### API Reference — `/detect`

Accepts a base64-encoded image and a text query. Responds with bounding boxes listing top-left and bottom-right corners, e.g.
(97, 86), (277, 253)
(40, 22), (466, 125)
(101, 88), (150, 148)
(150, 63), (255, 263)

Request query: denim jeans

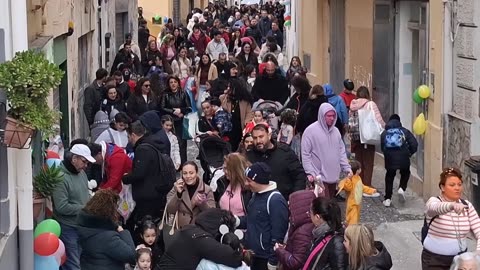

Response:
(60, 223), (81, 270)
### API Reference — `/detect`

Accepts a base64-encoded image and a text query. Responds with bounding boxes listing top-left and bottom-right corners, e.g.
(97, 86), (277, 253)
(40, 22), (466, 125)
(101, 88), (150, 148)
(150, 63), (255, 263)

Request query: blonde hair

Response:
(344, 224), (377, 270)
(224, 153), (251, 191)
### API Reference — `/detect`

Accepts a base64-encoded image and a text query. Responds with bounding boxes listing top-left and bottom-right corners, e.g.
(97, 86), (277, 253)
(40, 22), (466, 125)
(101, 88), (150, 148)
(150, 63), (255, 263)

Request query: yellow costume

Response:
(337, 175), (376, 225)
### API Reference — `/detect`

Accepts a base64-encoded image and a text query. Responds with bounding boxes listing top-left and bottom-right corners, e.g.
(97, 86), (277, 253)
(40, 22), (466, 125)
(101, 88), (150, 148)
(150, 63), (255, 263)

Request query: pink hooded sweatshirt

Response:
(301, 103), (351, 184)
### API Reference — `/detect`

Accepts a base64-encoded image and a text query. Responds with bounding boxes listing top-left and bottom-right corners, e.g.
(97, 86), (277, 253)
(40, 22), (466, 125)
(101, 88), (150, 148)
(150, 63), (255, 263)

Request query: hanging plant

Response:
(0, 50), (64, 139)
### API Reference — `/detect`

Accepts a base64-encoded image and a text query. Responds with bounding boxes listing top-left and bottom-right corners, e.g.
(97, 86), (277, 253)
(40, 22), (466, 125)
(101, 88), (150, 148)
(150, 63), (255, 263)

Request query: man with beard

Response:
(111, 42), (141, 76)
(113, 70), (130, 102)
(246, 18), (262, 46)
(251, 61), (290, 104)
(246, 124), (306, 200)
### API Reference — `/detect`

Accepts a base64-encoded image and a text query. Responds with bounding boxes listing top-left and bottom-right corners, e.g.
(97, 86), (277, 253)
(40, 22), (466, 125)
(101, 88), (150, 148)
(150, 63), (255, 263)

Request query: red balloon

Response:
(60, 254), (67, 265)
(34, 233), (59, 256)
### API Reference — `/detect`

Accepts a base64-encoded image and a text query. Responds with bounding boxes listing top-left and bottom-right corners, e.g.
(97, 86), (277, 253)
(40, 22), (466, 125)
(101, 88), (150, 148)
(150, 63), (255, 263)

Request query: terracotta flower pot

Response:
(3, 117), (34, 149)
(33, 197), (45, 221)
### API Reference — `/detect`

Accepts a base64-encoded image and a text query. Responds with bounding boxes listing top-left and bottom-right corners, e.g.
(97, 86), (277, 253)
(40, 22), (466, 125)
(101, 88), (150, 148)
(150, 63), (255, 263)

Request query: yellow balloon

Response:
(413, 113), (427, 135)
(418, 85), (430, 99)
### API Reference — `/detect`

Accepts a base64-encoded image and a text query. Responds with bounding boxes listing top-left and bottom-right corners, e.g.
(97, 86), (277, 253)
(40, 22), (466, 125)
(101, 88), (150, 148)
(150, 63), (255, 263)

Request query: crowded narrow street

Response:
(1, 1), (480, 270)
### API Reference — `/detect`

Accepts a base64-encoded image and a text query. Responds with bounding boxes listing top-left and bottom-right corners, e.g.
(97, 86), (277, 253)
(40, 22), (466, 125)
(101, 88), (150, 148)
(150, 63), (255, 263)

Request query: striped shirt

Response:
(425, 196), (480, 253)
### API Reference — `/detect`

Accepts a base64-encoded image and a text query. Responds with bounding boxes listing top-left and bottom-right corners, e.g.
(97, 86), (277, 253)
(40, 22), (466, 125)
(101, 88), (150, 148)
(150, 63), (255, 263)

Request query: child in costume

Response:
(337, 160), (379, 225)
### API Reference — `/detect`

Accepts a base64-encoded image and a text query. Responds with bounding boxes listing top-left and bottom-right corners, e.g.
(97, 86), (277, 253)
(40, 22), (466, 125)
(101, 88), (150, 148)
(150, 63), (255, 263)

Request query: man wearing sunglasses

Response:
(51, 144), (96, 270)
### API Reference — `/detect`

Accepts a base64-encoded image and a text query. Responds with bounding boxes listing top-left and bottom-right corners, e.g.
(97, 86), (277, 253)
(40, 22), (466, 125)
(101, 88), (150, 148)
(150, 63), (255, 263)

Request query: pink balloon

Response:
(52, 239), (65, 265)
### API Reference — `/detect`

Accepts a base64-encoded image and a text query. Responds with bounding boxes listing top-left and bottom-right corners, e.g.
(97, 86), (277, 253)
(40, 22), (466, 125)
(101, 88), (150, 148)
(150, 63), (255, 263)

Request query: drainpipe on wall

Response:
(10, 0), (34, 270)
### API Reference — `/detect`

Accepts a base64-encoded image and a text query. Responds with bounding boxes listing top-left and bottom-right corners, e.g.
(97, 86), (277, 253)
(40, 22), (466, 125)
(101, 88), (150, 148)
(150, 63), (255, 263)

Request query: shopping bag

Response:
(117, 184), (135, 221)
(158, 206), (178, 249)
(358, 102), (383, 145)
(182, 113), (198, 140)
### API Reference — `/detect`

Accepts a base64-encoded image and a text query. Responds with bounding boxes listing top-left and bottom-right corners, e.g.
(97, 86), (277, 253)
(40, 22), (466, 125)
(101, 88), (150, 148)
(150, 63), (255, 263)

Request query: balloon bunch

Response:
(279, 0), (292, 27)
(45, 151), (61, 168)
(412, 85), (431, 135)
(34, 219), (66, 270)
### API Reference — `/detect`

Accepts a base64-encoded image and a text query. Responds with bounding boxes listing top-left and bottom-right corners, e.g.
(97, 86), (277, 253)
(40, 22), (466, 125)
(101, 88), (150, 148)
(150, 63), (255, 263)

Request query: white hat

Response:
(70, 144), (96, 163)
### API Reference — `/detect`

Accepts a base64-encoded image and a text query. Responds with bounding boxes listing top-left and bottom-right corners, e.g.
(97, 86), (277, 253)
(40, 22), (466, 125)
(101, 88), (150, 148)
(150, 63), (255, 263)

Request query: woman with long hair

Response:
(236, 42), (258, 72)
(303, 197), (347, 270)
(126, 78), (157, 121)
(101, 85), (126, 116)
(171, 46), (192, 80)
(76, 189), (136, 270)
(160, 34), (177, 64)
(229, 28), (242, 54)
(195, 53), (218, 111)
(215, 153), (252, 216)
(281, 75), (311, 113)
(142, 40), (163, 76)
(159, 76), (193, 164)
(296, 84), (329, 135)
(286, 56), (308, 82)
(173, 27), (185, 49)
(344, 224), (392, 270)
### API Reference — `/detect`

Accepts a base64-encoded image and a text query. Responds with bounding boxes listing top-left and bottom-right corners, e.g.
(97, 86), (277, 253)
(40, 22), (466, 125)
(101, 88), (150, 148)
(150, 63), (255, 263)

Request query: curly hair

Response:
(83, 189), (120, 223)
(280, 108), (297, 126)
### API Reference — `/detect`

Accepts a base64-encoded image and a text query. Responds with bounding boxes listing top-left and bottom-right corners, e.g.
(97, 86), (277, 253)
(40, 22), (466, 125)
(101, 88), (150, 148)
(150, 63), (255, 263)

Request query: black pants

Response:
(251, 257), (268, 270)
(421, 248), (455, 270)
(384, 168), (410, 200)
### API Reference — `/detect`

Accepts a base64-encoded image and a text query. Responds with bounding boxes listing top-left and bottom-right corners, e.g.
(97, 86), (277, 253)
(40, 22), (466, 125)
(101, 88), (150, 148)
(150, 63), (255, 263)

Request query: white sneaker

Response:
(383, 199), (392, 207)
(398, 188), (406, 200)
(363, 192), (380, 198)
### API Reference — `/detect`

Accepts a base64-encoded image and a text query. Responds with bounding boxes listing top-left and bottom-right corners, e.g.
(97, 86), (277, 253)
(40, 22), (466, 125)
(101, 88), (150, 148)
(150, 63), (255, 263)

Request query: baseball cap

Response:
(70, 144), (96, 163)
(343, 79), (354, 91)
(245, 162), (271, 185)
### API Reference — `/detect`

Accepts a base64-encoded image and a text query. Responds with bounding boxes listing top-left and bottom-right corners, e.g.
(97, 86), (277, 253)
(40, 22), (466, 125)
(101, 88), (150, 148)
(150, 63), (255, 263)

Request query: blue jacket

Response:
(324, 84), (348, 125)
(239, 182), (289, 265)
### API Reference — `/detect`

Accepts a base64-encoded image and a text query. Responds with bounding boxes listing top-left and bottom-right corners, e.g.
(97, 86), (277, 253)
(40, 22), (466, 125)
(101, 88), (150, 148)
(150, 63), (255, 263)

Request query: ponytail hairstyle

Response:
(221, 231), (253, 266)
(310, 197), (343, 232)
(344, 224), (376, 270)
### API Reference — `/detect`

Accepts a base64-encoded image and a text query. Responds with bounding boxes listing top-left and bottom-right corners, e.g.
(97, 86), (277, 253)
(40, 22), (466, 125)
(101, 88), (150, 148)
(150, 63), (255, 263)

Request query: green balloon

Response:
(154, 15), (161, 21)
(413, 89), (423, 104)
(34, 219), (61, 238)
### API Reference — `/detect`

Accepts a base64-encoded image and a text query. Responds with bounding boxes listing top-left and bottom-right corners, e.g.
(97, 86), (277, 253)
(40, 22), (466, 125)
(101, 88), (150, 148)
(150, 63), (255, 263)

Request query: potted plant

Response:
(0, 50), (63, 148)
(33, 164), (64, 220)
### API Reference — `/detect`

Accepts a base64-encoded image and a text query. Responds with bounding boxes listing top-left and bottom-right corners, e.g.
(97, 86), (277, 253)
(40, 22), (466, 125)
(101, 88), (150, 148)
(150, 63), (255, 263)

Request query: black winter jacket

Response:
(296, 96), (329, 134)
(214, 176), (252, 214)
(76, 210), (136, 270)
(380, 119), (418, 170)
(246, 141), (307, 199)
(252, 74), (290, 104)
(139, 110), (171, 155)
(83, 81), (106, 126)
(159, 89), (192, 122)
(362, 241), (393, 270)
(111, 49), (141, 75)
(305, 230), (348, 270)
(126, 93), (158, 121)
(101, 98), (126, 116)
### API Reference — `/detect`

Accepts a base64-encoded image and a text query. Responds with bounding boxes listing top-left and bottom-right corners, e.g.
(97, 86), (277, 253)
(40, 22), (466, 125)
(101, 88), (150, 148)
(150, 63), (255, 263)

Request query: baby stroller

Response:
(198, 135), (231, 185)
(252, 100), (283, 139)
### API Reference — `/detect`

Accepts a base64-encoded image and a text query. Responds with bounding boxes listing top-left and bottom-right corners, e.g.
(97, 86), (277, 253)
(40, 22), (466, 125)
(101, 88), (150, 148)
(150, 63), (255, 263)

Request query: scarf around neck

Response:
(312, 222), (331, 240)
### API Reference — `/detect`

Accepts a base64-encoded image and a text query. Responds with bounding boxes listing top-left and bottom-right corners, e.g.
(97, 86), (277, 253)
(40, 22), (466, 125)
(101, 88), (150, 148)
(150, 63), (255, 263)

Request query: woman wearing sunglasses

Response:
(126, 78), (158, 121)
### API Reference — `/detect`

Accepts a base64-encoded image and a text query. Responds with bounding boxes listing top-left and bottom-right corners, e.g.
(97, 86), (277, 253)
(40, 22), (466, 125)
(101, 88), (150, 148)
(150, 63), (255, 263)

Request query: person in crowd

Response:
(246, 17), (262, 46)
(146, 55), (172, 89)
(190, 24), (209, 55)
(160, 18), (174, 39)
(303, 197), (347, 270)
(296, 84), (328, 135)
(237, 162), (289, 270)
(267, 21), (283, 50)
(138, 111), (171, 155)
(247, 124), (306, 199)
(282, 75), (311, 114)
(118, 33), (142, 63)
(349, 86), (385, 187)
(101, 85), (126, 116)
(243, 109), (267, 136)
(184, 66), (198, 114)
(214, 53), (229, 78)
(138, 20), (150, 60)
(161, 115), (181, 171)
(135, 248), (152, 270)
(252, 61), (290, 104)
(259, 9), (272, 42)
(166, 161), (215, 228)
(301, 102), (352, 199)
(218, 24), (231, 47)
(210, 98), (233, 141)
(236, 42), (259, 72)
(258, 52), (279, 76)
(136, 216), (162, 268)
(113, 70), (131, 103)
(52, 144), (96, 270)
(173, 27), (185, 49)
(275, 190), (316, 270)
(286, 56), (308, 82)
(344, 224), (393, 270)
(220, 79), (254, 150)
(337, 160), (378, 225)
(111, 42), (141, 76)
(215, 153), (252, 217)
(278, 108), (296, 145)
(339, 79), (356, 110)
(84, 68), (108, 128)
(95, 112), (130, 148)
(122, 121), (176, 236)
(380, 114), (418, 207)
(206, 30), (229, 61)
(76, 189), (136, 270)
(197, 99), (220, 136)
(324, 83), (348, 137)
(196, 53), (219, 111)
(229, 28), (243, 55)
(159, 34), (177, 64)
(422, 168), (480, 269)
(142, 40), (163, 76)
(126, 78), (157, 121)
(450, 252), (480, 270)
(158, 209), (244, 269)
(171, 46), (192, 80)
(238, 132), (254, 155)
(244, 64), (257, 93)
(159, 76), (193, 164)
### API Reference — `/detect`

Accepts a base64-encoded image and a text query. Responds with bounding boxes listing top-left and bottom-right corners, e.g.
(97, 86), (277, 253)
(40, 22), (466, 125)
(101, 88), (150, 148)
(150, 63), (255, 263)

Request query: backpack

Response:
(421, 197), (468, 244)
(141, 143), (177, 193)
(385, 128), (405, 149)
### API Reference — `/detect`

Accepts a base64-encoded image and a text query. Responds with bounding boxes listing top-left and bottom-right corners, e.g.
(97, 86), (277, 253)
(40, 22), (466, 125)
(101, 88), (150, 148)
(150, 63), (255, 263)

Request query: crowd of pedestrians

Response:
(45, 1), (480, 270)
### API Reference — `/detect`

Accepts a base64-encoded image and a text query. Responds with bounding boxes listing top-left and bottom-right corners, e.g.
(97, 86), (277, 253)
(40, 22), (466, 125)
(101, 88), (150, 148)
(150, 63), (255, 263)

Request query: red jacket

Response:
(100, 144), (133, 193)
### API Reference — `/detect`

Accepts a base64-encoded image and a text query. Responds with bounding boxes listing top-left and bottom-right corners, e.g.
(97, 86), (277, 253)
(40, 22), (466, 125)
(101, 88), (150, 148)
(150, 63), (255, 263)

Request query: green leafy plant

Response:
(33, 165), (64, 198)
(0, 50), (64, 138)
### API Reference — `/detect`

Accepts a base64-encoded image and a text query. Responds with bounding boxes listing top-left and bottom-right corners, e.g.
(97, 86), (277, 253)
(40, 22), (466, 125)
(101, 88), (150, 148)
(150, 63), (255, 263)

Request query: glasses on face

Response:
(143, 84), (151, 88)
(78, 157), (88, 165)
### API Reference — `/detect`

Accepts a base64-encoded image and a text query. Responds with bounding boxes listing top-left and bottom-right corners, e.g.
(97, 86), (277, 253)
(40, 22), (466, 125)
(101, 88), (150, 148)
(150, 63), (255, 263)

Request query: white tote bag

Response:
(358, 102), (383, 145)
